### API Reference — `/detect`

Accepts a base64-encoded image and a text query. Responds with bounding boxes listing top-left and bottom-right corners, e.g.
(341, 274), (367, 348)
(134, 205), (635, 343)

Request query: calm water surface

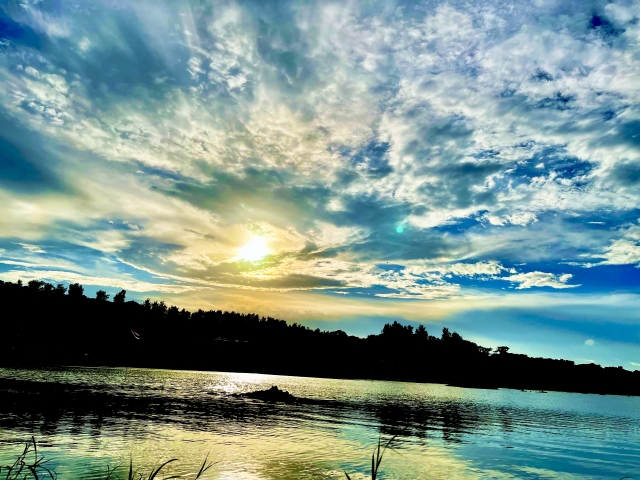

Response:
(0, 367), (639, 479)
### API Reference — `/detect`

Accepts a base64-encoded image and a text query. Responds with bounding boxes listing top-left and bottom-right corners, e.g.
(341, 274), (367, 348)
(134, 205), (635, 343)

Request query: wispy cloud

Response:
(503, 272), (579, 290)
(17, 243), (46, 254)
(580, 222), (640, 267)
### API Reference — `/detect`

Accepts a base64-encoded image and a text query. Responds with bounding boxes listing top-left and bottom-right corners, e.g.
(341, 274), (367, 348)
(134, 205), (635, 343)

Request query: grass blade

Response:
(195, 453), (215, 479)
(147, 458), (178, 480)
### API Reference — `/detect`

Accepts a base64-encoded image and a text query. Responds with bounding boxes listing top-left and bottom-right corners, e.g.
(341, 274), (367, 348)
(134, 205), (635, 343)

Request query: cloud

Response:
(591, 239), (640, 266)
(406, 261), (507, 278)
(585, 339), (595, 346)
(17, 243), (46, 254)
(484, 212), (538, 227)
(581, 222), (640, 267)
(503, 272), (579, 290)
(78, 37), (92, 53)
(23, 9), (70, 38)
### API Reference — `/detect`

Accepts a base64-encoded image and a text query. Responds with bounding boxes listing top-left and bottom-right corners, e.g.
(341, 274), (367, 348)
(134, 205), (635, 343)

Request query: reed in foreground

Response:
(0, 437), (215, 480)
(344, 436), (397, 480)
(0, 436), (56, 480)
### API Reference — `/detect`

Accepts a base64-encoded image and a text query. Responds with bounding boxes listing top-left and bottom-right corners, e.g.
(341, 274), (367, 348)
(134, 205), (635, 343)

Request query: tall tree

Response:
(442, 327), (452, 340)
(96, 290), (110, 302)
(68, 283), (84, 298)
(114, 290), (126, 305)
(28, 280), (44, 291)
(415, 325), (429, 341)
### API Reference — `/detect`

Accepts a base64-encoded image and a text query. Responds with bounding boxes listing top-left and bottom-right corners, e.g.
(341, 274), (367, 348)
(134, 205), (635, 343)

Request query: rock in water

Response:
(239, 386), (297, 403)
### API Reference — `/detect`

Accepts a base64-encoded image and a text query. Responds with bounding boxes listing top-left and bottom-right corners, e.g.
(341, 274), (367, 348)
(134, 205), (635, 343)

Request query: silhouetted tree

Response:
(478, 346), (492, 355)
(113, 290), (126, 305)
(68, 283), (84, 298)
(28, 280), (44, 292)
(442, 327), (452, 340)
(382, 321), (414, 340)
(2, 277), (640, 397)
(96, 290), (110, 302)
(415, 325), (428, 341)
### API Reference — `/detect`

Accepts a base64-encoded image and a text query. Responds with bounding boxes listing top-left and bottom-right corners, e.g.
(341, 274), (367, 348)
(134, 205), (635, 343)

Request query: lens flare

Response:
(238, 237), (270, 262)
(396, 226), (404, 233)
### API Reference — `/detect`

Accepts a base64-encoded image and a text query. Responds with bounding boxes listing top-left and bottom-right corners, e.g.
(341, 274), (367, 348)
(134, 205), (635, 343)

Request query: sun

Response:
(237, 237), (270, 262)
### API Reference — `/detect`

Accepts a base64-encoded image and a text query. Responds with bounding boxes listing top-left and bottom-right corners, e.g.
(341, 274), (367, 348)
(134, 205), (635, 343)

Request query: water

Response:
(0, 367), (639, 479)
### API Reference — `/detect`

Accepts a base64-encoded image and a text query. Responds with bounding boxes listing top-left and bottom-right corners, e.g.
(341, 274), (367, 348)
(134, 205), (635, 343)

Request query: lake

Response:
(0, 366), (639, 479)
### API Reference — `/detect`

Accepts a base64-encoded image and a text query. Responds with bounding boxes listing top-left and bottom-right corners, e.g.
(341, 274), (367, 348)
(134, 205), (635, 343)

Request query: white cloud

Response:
(24, 67), (39, 77)
(585, 339), (595, 346)
(505, 212), (538, 227)
(591, 239), (640, 266)
(504, 272), (579, 290)
(187, 57), (204, 79)
(24, 9), (70, 38)
(17, 243), (46, 254)
(407, 261), (506, 278)
(123, 222), (141, 231)
(581, 223), (640, 267)
(78, 37), (92, 53)
(483, 212), (538, 227)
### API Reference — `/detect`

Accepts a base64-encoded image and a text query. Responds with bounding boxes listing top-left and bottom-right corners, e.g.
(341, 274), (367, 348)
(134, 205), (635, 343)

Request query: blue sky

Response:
(0, 0), (639, 367)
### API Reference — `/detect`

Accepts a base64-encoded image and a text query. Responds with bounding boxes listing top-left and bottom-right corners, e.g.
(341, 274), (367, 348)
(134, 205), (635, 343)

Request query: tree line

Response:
(1, 279), (639, 396)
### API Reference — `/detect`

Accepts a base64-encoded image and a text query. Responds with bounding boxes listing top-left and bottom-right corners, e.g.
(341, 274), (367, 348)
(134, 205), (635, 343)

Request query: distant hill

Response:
(2, 279), (639, 396)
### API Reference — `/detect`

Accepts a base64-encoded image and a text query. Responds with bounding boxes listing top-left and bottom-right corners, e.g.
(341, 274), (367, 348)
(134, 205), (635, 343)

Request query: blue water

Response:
(0, 366), (639, 479)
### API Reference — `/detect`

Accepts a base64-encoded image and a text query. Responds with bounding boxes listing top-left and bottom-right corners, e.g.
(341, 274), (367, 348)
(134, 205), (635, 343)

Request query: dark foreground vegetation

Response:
(2, 436), (388, 480)
(1, 436), (214, 480)
(1, 279), (639, 396)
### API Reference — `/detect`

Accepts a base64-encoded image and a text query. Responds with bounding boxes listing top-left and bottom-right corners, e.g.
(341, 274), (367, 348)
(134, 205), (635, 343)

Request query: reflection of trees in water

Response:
(1, 379), (637, 448)
(363, 400), (489, 443)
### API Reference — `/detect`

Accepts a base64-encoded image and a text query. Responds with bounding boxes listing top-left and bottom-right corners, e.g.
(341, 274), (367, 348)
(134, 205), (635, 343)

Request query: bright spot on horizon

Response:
(397, 226), (404, 233)
(238, 237), (270, 262)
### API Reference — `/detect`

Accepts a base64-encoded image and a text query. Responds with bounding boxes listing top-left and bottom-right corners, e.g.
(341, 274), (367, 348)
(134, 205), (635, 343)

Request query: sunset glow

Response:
(237, 237), (270, 263)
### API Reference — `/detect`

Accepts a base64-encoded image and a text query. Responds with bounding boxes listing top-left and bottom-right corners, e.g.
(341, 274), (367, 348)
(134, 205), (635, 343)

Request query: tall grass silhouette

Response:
(0, 437), (55, 480)
(344, 436), (397, 480)
(1, 438), (215, 480)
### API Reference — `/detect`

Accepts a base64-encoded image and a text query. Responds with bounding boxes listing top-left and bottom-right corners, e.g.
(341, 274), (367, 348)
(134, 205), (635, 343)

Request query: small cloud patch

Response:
(17, 243), (46, 254)
(78, 37), (91, 52)
(504, 272), (579, 290)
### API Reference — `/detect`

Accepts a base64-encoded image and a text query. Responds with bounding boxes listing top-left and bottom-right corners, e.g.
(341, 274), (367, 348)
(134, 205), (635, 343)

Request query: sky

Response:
(0, 0), (639, 367)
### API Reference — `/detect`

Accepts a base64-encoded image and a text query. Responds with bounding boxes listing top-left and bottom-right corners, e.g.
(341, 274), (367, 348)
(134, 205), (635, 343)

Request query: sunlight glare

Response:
(238, 237), (270, 262)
